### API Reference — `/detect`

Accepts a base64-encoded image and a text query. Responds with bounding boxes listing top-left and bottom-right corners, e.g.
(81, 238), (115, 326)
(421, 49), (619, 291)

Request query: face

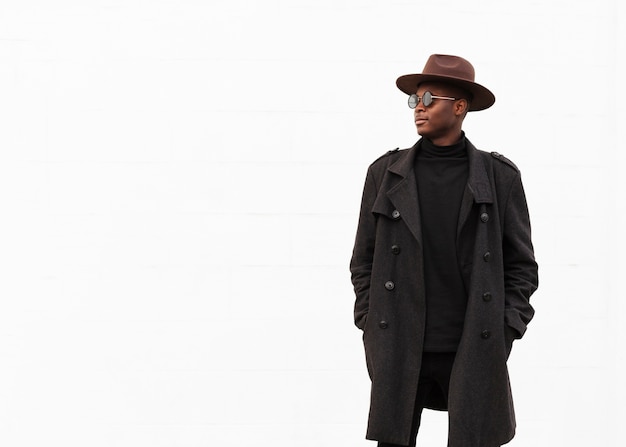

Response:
(412, 82), (469, 146)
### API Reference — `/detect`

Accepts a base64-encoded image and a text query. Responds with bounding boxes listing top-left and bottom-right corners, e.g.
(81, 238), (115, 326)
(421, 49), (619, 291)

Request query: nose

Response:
(414, 95), (426, 112)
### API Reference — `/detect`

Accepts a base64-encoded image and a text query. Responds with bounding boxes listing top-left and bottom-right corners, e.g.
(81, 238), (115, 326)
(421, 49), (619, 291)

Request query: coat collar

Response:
(384, 137), (493, 242)
(388, 138), (492, 201)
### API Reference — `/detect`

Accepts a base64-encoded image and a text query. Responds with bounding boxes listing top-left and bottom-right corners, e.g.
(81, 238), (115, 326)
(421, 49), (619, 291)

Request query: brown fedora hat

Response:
(396, 54), (495, 111)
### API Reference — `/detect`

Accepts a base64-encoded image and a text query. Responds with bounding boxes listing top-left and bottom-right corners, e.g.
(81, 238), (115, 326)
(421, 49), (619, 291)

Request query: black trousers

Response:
(378, 352), (456, 447)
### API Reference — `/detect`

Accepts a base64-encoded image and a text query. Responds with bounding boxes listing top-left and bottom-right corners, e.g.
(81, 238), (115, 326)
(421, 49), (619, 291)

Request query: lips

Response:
(415, 117), (428, 125)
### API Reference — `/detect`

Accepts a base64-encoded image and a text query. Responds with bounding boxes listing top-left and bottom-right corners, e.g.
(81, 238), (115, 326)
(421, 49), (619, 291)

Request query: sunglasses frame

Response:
(408, 92), (457, 108)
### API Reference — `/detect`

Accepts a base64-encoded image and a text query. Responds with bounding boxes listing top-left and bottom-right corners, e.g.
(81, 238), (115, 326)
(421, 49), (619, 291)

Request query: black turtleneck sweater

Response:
(415, 136), (469, 352)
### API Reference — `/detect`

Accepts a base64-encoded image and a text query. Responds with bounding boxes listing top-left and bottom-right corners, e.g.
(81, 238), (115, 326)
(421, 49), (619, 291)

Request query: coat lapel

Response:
(457, 139), (493, 237)
(386, 144), (422, 245)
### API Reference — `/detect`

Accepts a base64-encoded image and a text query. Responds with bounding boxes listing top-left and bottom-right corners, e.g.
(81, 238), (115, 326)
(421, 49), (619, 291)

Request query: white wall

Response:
(0, 0), (623, 445)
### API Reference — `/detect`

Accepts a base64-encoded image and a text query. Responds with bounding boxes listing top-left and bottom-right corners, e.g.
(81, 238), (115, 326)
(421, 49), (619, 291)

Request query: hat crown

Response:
(422, 54), (475, 83)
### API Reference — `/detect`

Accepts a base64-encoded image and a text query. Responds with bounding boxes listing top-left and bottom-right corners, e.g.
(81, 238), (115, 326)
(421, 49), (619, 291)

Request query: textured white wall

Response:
(0, 0), (624, 446)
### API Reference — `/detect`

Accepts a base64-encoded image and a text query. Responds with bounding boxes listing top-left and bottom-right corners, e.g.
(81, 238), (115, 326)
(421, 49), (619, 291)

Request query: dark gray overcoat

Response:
(350, 138), (538, 447)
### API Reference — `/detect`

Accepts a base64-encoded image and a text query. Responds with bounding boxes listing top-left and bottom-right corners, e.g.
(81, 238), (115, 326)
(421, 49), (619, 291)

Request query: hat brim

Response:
(396, 74), (495, 111)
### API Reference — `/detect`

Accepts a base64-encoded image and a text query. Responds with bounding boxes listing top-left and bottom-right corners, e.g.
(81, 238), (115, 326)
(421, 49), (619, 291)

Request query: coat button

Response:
(481, 330), (491, 339)
(379, 321), (388, 329)
(482, 292), (492, 302)
(480, 212), (489, 223)
(391, 210), (401, 220)
(483, 251), (491, 262)
(384, 281), (395, 291)
(391, 244), (401, 255)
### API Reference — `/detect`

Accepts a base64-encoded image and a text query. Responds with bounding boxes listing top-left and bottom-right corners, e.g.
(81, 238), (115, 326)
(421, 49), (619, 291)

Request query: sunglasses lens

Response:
(423, 91), (432, 107)
(408, 94), (418, 109)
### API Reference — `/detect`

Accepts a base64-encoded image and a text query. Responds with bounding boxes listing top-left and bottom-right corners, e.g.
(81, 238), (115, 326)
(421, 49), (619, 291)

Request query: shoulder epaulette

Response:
(372, 147), (400, 164)
(490, 151), (519, 171)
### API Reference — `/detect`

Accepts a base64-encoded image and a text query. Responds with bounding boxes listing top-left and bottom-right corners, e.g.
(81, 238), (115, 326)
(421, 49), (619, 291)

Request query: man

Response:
(349, 54), (538, 447)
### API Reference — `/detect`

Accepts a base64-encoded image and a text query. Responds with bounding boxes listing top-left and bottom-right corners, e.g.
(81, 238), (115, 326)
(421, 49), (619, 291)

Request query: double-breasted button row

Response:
(379, 321), (388, 329)
(391, 210), (401, 220)
(482, 292), (492, 302)
(480, 212), (489, 223)
(483, 251), (491, 262)
(391, 244), (401, 255)
(384, 281), (395, 291)
(481, 330), (491, 339)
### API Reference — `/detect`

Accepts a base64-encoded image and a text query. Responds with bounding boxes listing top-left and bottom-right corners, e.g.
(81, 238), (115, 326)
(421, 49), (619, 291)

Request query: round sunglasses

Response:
(408, 92), (457, 108)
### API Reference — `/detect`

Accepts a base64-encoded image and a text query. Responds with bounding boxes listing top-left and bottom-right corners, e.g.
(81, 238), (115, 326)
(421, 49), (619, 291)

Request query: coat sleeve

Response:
(350, 165), (379, 330)
(502, 171), (539, 339)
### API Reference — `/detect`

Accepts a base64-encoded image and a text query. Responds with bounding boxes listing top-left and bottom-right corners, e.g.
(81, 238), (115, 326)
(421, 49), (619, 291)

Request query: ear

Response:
(454, 99), (469, 116)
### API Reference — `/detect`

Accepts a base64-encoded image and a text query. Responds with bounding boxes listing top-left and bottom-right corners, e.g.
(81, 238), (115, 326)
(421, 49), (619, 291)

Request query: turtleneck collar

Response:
(419, 132), (467, 159)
